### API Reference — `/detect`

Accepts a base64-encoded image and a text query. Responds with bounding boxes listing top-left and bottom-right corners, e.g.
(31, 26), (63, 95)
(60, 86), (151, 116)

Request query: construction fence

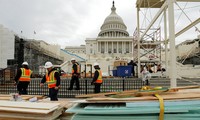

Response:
(0, 77), (145, 98)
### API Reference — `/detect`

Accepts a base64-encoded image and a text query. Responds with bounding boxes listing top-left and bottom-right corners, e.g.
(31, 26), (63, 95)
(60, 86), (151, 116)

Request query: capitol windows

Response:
(90, 49), (93, 54)
(113, 42), (117, 53)
(108, 48), (112, 53)
(126, 48), (129, 53)
(119, 48), (122, 53)
(114, 48), (117, 53)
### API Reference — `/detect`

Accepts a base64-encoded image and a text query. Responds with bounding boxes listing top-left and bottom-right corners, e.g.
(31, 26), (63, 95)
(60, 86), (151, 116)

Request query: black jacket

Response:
(72, 62), (80, 75)
(14, 66), (31, 82)
(92, 68), (101, 83)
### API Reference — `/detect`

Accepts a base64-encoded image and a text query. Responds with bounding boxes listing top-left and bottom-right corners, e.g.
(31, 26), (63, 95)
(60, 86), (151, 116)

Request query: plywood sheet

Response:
(0, 101), (60, 113)
(0, 105), (64, 120)
(0, 94), (44, 100)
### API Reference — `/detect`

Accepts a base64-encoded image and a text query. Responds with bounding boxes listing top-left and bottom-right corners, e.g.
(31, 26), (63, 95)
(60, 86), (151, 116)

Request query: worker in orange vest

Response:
(91, 62), (103, 93)
(40, 61), (60, 101)
(68, 58), (80, 90)
(14, 62), (32, 95)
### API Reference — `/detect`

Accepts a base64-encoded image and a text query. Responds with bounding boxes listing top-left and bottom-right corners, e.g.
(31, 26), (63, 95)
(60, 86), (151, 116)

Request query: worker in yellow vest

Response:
(14, 62), (32, 95)
(91, 62), (103, 93)
(68, 58), (80, 90)
(40, 61), (60, 101)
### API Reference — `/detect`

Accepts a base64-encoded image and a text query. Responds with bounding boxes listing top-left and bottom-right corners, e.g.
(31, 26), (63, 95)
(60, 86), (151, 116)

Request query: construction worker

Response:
(68, 58), (80, 90)
(91, 62), (103, 93)
(128, 60), (137, 77)
(40, 61), (60, 101)
(14, 62), (32, 95)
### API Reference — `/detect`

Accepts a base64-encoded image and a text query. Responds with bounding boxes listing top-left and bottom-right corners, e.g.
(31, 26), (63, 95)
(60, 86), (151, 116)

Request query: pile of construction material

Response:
(0, 94), (71, 120)
(67, 86), (200, 120)
(0, 100), (62, 119)
(0, 94), (44, 101)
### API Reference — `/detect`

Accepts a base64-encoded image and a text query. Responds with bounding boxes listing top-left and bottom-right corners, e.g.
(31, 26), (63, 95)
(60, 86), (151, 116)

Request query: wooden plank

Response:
(172, 85), (200, 90)
(0, 105), (64, 120)
(42, 99), (71, 109)
(77, 86), (199, 98)
(134, 88), (179, 97)
(111, 89), (170, 98)
(21, 95), (45, 100)
(75, 90), (138, 98)
(0, 94), (45, 100)
(0, 107), (53, 114)
(90, 88), (178, 98)
(0, 101), (60, 110)
(75, 92), (123, 98)
(86, 90), (200, 103)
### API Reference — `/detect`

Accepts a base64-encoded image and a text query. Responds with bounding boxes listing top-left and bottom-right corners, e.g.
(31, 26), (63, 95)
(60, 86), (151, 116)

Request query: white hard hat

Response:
(71, 58), (75, 61)
(22, 62), (28, 65)
(94, 62), (99, 66)
(44, 61), (53, 68)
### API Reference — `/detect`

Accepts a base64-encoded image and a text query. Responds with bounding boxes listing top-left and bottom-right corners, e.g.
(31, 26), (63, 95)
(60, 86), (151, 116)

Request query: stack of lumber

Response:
(76, 86), (200, 101)
(0, 94), (45, 101)
(66, 86), (200, 120)
(68, 100), (200, 120)
(0, 100), (64, 120)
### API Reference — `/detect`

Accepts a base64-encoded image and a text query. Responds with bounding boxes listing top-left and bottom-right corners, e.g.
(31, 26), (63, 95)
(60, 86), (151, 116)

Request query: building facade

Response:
(0, 25), (15, 68)
(0, 24), (64, 74)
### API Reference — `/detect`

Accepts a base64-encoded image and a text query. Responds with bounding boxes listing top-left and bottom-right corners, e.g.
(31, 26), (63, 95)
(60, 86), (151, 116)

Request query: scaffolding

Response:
(133, 27), (162, 62)
(24, 40), (63, 74)
(135, 0), (200, 87)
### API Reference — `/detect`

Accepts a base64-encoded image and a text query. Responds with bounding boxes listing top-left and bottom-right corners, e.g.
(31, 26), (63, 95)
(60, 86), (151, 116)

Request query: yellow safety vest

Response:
(95, 70), (103, 83)
(19, 68), (32, 81)
(46, 70), (57, 88)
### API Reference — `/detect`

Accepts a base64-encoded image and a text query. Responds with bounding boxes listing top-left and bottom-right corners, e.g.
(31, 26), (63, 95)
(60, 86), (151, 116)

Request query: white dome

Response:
(104, 13), (124, 24)
(98, 1), (129, 37)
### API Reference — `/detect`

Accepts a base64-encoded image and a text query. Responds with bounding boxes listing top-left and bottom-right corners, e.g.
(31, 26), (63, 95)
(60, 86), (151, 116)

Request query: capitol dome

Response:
(98, 1), (129, 37)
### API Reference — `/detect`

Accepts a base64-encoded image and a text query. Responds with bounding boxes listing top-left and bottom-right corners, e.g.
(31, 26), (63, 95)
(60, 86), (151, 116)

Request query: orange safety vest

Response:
(72, 63), (80, 74)
(46, 70), (57, 88)
(19, 68), (32, 81)
(95, 70), (103, 83)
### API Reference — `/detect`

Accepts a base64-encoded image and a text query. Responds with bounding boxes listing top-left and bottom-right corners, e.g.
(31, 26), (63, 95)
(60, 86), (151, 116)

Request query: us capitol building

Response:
(64, 1), (134, 73)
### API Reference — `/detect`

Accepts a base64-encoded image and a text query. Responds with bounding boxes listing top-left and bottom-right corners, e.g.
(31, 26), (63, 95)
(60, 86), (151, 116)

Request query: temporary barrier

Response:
(117, 65), (132, 77)
(112, 70), (117, 77)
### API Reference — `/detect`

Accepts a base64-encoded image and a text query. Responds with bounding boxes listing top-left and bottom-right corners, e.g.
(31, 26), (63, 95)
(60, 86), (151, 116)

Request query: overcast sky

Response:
(0, 0), (199, 48)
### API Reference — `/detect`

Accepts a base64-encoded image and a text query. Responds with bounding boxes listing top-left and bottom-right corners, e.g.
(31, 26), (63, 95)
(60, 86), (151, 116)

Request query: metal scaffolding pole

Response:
(164, 6), (169, 78)
(137, 7), (141, 78)
(168, 0), (177, 88)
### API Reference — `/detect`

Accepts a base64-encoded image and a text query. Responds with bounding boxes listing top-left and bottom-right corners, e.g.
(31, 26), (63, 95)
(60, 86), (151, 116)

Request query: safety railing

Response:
(0, 78), (145, 98)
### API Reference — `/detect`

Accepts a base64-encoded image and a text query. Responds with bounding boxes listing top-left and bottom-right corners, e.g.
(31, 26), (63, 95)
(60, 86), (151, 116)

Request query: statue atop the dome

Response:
(111, 0), (116, 12)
